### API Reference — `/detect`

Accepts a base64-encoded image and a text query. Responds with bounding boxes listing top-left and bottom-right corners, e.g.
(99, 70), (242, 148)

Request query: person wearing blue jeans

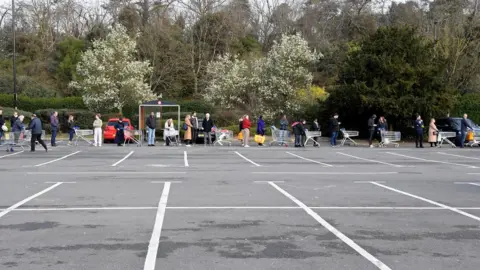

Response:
(460, 113), (473, 148)
(328, 113), (340, 146)
(50, 111), (59, 147)
(145, 112), (156, 146)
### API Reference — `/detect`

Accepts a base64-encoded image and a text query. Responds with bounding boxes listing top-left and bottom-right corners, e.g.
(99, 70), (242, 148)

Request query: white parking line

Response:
(0, 150), (24, 159)
(337, 152), (403, 167)
(0, 182), (63, 219)
(144, 182), (171, 270)
(34, 151), (81, 167)
(234, 151), (261, 167)
(468, 183), (480, 187)
(252, 172), (398, 175)
(437, 152), (480, 160)
(184, 151), (189, 167)
(268, 182), (392, 270)
(370, 182), (480, 222)
(5, 206), (480, 211)
(286, 152), (333, 167)
(26, 171), (186, 175)
(112, 151), (134, 167)
(386, 152), (478, 169)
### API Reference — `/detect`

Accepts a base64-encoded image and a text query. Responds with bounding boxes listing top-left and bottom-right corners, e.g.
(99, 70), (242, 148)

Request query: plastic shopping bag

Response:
(254, 134), (265, 144)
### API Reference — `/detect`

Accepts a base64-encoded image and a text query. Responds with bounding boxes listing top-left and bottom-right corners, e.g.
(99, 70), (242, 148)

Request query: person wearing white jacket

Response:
(93, 114), (103, 147)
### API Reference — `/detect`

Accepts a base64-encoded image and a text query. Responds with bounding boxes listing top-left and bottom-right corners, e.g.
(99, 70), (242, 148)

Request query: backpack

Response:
(183, 123), (188, 130)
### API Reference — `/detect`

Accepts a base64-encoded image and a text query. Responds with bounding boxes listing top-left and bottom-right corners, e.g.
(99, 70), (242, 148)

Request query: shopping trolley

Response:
(340, 129), (359, 146)
(124, 129), (143, 147)
(74, 129), (93, 146)
(378, 131), (401, 148)
(304, 131), (321, 146)
(214, 128), (234, 146)
(270, 126), (290, 146)
(3, 131), (26, 152)
(164, 128), (179, 146)
(438, 131), (457, 148)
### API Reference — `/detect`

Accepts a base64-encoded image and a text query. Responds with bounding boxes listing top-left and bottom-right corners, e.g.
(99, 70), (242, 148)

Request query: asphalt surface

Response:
(0, 141), (480, 270)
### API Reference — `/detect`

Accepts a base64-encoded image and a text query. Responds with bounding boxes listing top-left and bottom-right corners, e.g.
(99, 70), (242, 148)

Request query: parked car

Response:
(435, 117), (480, 146)
(195, 118), (216, 144)
(103, 118), (134, 143)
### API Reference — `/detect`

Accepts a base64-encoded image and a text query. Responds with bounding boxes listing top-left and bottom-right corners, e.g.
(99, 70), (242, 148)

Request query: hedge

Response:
(0, 94), (86, 112)
(35, 109), (96, 133)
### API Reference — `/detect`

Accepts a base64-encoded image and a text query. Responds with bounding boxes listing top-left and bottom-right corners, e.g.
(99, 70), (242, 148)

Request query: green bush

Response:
(454, 93), (480, 124)
(0, 94), (86, 112)
(35, 109), (96, 133)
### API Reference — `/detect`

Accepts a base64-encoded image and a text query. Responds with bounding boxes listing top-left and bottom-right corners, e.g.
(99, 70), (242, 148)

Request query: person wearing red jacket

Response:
(242, 115), (251, 147)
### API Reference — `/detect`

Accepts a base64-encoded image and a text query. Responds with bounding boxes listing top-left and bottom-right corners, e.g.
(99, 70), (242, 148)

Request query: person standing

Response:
(146, 112), (156, 146)
(114, 117), (125, 146)
(93, 114), (103, 147)
(202, 113), (214, 146)
(164, 118), (175, 146)
(311, 119), (320, 147)
(328, 113), (339, 147)
(242, 115), (251, 147)
(29, 114), (47, 152)
(368, 114), (377, 148)
(292, 120), (306, 147)
(184, 115), (193, 147)
(460, 113), (473, 148)
(50, 111), (59, 147)
(10, 111), (18, 128)
(428, 118), (439, 147)
(256, 115), (265, 146)
(0, 108), (5, 144)
(415, 114), (424, 148)
(191, 112), (199, 144)
(10, 115), (25, 151)
(67, 115), (75, 146)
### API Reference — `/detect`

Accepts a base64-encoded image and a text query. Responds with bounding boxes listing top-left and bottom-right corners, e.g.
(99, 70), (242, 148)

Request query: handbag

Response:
(238, 132), (243, 140)
(1, 124), (7, 132)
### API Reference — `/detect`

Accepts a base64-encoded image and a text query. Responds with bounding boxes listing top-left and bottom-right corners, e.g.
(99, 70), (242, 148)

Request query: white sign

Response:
(156, 112), (161, 118)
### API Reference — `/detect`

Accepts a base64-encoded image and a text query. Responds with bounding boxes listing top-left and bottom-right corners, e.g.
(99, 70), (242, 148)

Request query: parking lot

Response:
(0, 144), (480, 270)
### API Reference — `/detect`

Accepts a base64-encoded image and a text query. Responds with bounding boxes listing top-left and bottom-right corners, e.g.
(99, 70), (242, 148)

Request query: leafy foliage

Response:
(70, 25), (155, 114)
(328, 26), (457, 129)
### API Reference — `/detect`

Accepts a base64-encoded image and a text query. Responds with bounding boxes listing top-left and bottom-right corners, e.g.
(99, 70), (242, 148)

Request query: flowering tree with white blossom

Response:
(204, 33), (319, 119)
(69, 25), (155, 114)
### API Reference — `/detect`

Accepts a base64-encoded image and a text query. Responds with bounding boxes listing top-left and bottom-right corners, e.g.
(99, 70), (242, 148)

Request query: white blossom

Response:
(69, 25), (155, 113)
(204, 33), (318, 119)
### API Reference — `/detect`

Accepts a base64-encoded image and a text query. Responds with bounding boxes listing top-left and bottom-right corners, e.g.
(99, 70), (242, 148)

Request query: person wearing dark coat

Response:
(10, 111), (18, 128)
(328, 113), (340, 147)
(202, 113), (214, 145)
(414, 114), (424, 148)
(146, 112), (156, 146)
(368, 114), (377, 148)
(114, 118), (126, 146)
(292, 120), (306, 147)
(311, 119), (320, 147)
(256, 115), (266, 146)
(29, 114), (47, 152)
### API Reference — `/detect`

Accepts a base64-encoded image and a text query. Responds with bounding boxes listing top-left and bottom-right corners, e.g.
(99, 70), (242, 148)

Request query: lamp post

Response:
(12, 0), (17, 109)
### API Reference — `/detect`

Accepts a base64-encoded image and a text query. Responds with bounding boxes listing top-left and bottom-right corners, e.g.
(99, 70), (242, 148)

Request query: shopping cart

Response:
(378, 131), (401, 148)
(467, 130), (480, 147)
(74, 129), (93, 146)
(164, 128), (179, 146)
(3, 131), (26, 152)
(437, 131), (457, 148)
(214, 128), (234, 146)
(124, 129), (143, 147)
(304, 131), (321, 146)
(270, 126), (290, 146)
(340, 129), (359, 146)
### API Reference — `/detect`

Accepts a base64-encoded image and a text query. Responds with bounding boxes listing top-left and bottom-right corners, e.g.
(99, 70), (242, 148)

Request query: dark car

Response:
(195, 118), (216, 144)
(435, 117), (480, 146)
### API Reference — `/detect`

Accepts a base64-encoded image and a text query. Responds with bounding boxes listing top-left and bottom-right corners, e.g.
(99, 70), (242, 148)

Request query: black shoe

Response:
(30, 150), (35, 152)
(45, 148), (48, 152)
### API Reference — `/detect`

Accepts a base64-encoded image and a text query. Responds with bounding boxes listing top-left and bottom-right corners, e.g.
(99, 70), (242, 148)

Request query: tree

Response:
(53, 37), (86, 95)
(204, 33), (318, 119)
(69, 25), (155, 114)
(327, 26), (457, 129)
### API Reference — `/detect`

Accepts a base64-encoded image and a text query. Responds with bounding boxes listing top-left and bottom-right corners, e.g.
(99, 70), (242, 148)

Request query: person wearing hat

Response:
(368, 114), (377, 148)
(29, 113), (48, 152)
